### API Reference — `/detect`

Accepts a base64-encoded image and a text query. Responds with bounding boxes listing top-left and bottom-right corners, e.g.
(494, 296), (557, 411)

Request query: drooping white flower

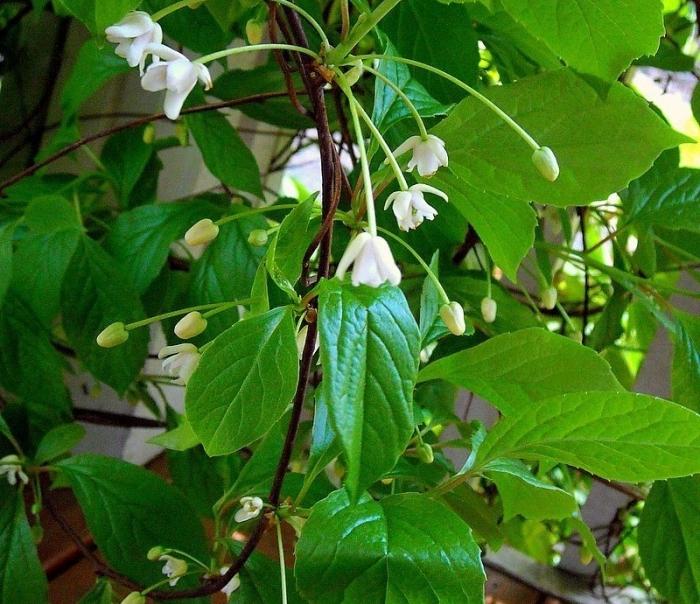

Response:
(384, 184), (448, 231)
(0, 455), (28, 486)
(336, 232), (401, 287)
(220, 567), (241, 597)
(234, 496), (264, 523)
(105, 11), (163, 73)
(141, 44), (212, 120)
(158, 344), (201, 385)
(159, 555), (188, 586)
(481, 297), (497, 323)
(392, 135), (448, 177)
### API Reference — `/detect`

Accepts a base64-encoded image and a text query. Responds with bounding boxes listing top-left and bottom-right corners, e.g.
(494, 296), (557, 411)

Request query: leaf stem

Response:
(215, 203), (304, 226)
(152, 0), (208, 22)
(196, 44), (320, 65)
(125, 299), (252, 330)
(275, 517), (289, 604)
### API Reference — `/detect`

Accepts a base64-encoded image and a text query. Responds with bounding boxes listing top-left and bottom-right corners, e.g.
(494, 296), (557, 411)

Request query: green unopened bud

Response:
(540, 286), (558, 310)
(142, 123), (156, 144)
(246, 19), (265, 44)
(174, 311), (208, 339)
(96, 322), (129, 348)
(175, 121), (189, 146)
(31, 523), (44, 544)
(147, 545), (167, 561)
(417, 443), (434, 464)
(121, 593), (146, 604)
(185, 218), (219, 246)
(532, 146), (560, 182)
(439, 301), (466, 336)
(187, 0), (206, 9)
(247, 229), (268, 247)
(344, 60), (364, 87)
(480, 297), (497, 324)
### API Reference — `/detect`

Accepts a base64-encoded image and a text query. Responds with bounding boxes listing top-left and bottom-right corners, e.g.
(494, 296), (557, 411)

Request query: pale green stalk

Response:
(215, 204), (308, 226)
(196, 44), (319, 65)
(152, 0), (207, 22)
(276, 518), (289, 604)
(125, 300), (251, 330)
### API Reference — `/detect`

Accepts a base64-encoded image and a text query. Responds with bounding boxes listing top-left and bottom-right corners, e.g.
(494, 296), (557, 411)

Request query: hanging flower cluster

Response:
(106, 12), (212, 119)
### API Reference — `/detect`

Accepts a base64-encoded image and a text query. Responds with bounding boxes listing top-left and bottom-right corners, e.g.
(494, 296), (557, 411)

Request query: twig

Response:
(73, 407), (166, 429)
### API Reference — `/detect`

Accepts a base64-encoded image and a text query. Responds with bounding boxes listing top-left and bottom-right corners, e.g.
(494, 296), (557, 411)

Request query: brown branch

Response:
(73, 407), (166, 429)
(0, 91), (306, 195)
(452, 226), (480, 265)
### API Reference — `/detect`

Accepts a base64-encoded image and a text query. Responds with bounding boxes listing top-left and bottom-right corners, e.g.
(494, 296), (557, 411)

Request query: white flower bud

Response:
(235, 496), (264, 523)
(419, 341), (437, 364)
(247, 229), (268, 247)
(532, 146), (560, 182)
(174, 311), (208, 339)
(439, 302), (466, 336)
(481, 297), (497, 323)
(220, 567), (241, 596)
(120, 592), (146, 604)
(344, 59), (364, 87)
(96, 322), (129, 348)
(159, 555), (188, 586)
(540, 286), (558, 310)
(185, 218), (219, 246)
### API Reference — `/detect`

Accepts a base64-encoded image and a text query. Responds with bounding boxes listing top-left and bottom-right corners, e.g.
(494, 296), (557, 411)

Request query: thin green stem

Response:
(275, 518), (289, 604)
(336, 73), (378, 235)
(125, 300), (248, 330)
(272, 0), (330, 47)
(152, 0), (206, 22)
(362, 64), (428, 139)
(377, 226), (450, 304)
(215, 204), (307, 226)
(201, 299), (252, 319)
(196, 44), (320, 65)
(346, 55), (541, 151)
(162, 549), (210, 572)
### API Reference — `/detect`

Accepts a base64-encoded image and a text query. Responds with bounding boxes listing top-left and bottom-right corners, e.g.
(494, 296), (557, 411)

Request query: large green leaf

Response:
(33, 423), (85, 464)
(484, 459), (577, 521)
(0, 484), (47, 604)
(185, 99), (262, 197)
(638, 476), (700, 604)
(94, 0), (142, 33)
(57, 454), (208, 588)
(474, 391), (700, 482)
(495, 0), (664, 80)
(318, 281), (420, 500)
(418, 328), (622, 414)
(622, 150), (700, 232)
(186, 307), (299, 456)
(295, 490), (485, 603)
(61, 237), (148, 394)
(0, 222), (15, 308)
(671, 312), (700, 413)
(432, 68), (687, 207)
(381, 0), (480, 102)
(106, 201), (214, 293)
(100, 127), (153, 208)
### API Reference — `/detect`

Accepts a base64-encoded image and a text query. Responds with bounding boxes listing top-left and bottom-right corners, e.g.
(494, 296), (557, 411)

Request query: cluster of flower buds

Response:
(106, 12), (212, 119)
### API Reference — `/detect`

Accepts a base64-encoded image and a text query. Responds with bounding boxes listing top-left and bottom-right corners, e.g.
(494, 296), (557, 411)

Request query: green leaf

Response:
(429, 173), (536, 280)
(671, 312), (700, 412)
(94, 0), (141, 34)
(418, 328), (622, 414)
(189, 210), (268, 338)
(186, 307), (299, 456)
(185, 104), (263, 197)
(77, 579), (112, 604)
(318, 280), (420, 500)
(24, 195), (80, 234)
(419, 251), (453, 344)
(0, 483), (48, 604)
(474, 391), (700, 482)
(106, 201), (214, 293)
(496, 0), (664, 80)
(148, 419), (200, 451)
(484, 459), (577, 521)
(441, 484), (503, 547)
(295, 490), (485, 603)
(100, 127), (153, 208)
(0, 222), (15, 308)
(622, 150), (700, 231)
(34, 423), (85, 464)
(381, 0), (480, 102)
(57, 454), (208, 587)
(61, 237), (148, 394)
(639, 476), (700, 604)
(266, 197), (317, 296)
(59, 40), (130, 116)
(372, 34), (449, 134)
(432, 68), (688, 207)
(305, 393), (342, 492)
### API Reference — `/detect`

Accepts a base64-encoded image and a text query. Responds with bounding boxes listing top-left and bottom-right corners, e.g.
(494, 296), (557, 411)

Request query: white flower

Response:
(235, 496), (264, 523)
(0, 455), (28, 486)
(159, 555), (188, 586)
(158, 344), (201, 385)
(105, 11), (162, 73)
(220, 567), (241, 597)
(392, 135), (448, 177)
(141, 44), (212, 120)
(481, 297), (497, 323)
(336, 232), (401, 287)
(384, 184), (447, 231)
(439, 301), (466, 336)
(540, 286), (558, 310)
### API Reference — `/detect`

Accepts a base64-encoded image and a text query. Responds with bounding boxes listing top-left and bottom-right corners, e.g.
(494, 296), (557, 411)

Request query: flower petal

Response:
(163, 87), (192, 120)
(336, 232), (371, 280)
(411, 183), (449, 202)
(141, 63), (168, 92)
(105, 11), (153, 38)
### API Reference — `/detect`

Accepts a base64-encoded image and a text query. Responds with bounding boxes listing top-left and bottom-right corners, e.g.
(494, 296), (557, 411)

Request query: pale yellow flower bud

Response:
(185, 218), (219, 246)
(174, 311), (207, 339)
(96, 322), (129, 348)
(540, 286), (558, 310)
(532, 146), (560, 182)
(142, 123), (156, 144)
(439, 302), (466, 336)
(246, 19), (265, 44)
(417, 443), (434, 464)
(571, 331), (583, 344)
(247, 229), (268, 247)
(481, 297), (497, 323)
(147, 545), (167, 561)
(121, 593), (146, 604)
